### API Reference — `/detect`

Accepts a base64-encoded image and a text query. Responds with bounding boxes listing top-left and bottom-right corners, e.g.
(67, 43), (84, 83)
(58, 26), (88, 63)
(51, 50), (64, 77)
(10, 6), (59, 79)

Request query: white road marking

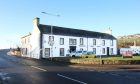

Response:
(88, 70), (95, 71)
(109, 73), (120, 76)
(57, 74), (88, 84)
(31, 66), (47, 71)
(2, 77), (11, 80)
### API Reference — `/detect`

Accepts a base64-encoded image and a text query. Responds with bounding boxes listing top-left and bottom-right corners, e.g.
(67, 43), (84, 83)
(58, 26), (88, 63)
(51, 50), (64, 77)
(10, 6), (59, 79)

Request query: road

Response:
(0, 50), (140, 84)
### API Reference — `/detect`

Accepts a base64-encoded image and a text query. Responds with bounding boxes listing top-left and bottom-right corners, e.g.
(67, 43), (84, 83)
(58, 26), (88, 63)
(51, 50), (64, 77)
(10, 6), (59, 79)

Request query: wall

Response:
(21, 35), (31, 57)
(42, 34), (117, 58)
(29, 18), (41, 59)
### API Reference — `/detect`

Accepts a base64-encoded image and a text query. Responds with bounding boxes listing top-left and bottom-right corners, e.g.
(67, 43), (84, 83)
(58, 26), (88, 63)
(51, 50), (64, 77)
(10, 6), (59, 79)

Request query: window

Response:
(73, 39), (76, 45)
(69, 39), (72, 45)
(110, 40), (113, 46)
(49, 36), (54, 41)
(93, 48), (96, 54)
(102, 40), (105, 46)
(45, 48), (50, 57)
(60, 48), (64, 56)
(111, 48), (113, 54)
(25, 48), (27, 55)
(28, 37), (30, 43)
(22, 39), (24, 45)
(69, 39), (77, 45)
(80, 48), (83, 51)
(93, 39), (96, 45)
(25, 38), (26, 44)
(80, 38), (84, 45)
(102, 48), (105, 54)
(60, 38), (64, 45)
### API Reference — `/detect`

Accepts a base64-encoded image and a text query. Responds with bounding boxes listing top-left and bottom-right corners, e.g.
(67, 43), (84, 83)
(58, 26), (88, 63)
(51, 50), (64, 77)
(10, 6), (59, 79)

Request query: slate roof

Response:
(21, 33), (31, 38)
(38, 24), (116, 40)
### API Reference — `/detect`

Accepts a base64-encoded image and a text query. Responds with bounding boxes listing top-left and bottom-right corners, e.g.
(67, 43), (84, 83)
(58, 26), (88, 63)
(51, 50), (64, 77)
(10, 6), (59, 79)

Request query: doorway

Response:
(107, 47), (109, 56)
(69, 46), (76, 53)
(44, 48), (50, 58)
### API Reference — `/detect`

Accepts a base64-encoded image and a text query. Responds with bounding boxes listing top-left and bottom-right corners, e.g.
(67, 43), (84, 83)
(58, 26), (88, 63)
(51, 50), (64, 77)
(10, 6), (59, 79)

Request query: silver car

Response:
(70, 51), (87, 57)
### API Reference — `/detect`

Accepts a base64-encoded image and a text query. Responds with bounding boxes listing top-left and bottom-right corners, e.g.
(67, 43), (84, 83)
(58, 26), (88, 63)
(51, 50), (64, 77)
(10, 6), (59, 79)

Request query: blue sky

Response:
(0, 0), (140, 49)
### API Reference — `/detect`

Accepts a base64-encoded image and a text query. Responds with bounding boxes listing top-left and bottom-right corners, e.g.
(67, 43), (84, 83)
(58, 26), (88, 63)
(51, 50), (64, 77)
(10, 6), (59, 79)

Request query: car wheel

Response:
(86, 56), (88, 58)
(72, 55), (75, 57)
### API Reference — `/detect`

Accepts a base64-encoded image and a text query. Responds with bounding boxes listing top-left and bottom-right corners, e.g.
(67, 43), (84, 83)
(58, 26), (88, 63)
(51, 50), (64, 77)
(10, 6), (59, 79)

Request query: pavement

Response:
(0, 50), (140, 84)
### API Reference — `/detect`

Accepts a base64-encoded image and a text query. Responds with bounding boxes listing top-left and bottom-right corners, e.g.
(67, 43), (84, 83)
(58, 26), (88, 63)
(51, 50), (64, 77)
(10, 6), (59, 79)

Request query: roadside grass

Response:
(102, 56), (140, 60)
(55, 56), (140, 61)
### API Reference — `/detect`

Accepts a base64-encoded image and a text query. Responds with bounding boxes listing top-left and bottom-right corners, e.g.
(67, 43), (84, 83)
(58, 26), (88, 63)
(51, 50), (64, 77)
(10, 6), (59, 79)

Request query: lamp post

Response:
(98, 37), (102, 65)
(41, 12), (60, 60)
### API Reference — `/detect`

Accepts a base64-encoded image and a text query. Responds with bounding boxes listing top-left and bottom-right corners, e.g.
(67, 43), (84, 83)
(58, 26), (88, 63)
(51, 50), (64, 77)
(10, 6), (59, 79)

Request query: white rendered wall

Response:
(29, 19), (41, 59)
(42, 34), (117, 58)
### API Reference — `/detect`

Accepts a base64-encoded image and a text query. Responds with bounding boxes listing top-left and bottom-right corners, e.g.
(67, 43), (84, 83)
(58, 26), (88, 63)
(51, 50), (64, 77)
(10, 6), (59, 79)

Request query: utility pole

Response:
(41, 12), (60, 60)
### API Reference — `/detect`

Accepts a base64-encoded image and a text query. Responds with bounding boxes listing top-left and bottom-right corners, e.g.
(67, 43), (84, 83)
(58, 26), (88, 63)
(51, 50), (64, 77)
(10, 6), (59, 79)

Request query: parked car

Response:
(81, 51), (96, 58)
(68, 51), (87, 57)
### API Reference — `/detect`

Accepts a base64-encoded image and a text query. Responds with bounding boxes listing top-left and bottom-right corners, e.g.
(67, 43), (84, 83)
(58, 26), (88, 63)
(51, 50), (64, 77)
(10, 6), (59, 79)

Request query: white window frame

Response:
(80, 48), (83, 51)
(93, 39), (96, 45)
(102, 48), (105, 54)
(102, 40), (105, 46)
(60, 48), (65, 56)
(45, 48), (50, 57)
(49, 36), (54, 41)
(69, 38), (77, 45)
(110, 40), (113, 46)
(93, 48), (96, 54)
(60, 38), (64, 45)
(111, 48), (113, 55)
(80, 38), (84, 45)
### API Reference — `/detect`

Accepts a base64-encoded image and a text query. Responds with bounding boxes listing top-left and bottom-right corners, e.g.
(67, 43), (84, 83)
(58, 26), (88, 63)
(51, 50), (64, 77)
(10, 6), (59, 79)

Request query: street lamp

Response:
(98, 37), (102, 65)
(41, 12), (60, 60)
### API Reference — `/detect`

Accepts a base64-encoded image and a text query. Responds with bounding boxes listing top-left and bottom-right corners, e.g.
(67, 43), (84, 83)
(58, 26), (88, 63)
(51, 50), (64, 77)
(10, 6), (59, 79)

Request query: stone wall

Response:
(52, 58), (140, 65)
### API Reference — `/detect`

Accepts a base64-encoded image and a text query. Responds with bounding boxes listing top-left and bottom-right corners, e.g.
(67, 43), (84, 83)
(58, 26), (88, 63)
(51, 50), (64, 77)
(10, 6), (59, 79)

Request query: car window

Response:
(83, 51), (87, 53)
(78, 51), (82, 53)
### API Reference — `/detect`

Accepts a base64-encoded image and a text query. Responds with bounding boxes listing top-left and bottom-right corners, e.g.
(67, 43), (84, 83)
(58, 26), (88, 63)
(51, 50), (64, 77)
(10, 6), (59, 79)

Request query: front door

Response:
(45, 48), (50, 58)
(60, 48), (64, 56)
(107, 47), (109, 56)
(69, 46), (76, 53)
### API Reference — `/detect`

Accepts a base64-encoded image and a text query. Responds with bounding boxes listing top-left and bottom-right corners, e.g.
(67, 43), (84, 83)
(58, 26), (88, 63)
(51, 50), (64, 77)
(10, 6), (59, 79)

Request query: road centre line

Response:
(57, 74), (87, 84)
(31, 66), (47, 71)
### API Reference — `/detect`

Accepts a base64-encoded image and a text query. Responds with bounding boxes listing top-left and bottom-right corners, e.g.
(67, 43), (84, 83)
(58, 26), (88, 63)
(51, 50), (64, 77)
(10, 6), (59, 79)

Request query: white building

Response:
(21, 17), (117, 59)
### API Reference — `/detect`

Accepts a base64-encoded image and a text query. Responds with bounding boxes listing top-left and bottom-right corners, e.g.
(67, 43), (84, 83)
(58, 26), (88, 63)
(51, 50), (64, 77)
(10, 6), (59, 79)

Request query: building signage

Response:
(122, 51), (133, 58)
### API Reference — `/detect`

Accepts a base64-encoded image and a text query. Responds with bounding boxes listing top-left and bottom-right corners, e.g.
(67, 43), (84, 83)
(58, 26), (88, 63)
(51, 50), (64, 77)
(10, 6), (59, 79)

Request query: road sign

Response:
(122, 51), (133, 58)
(48, 41), (54, 46)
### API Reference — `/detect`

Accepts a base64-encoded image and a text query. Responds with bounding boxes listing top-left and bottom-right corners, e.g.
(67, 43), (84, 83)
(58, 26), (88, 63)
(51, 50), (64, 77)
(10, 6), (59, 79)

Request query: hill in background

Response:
(117, 34), (140, 48)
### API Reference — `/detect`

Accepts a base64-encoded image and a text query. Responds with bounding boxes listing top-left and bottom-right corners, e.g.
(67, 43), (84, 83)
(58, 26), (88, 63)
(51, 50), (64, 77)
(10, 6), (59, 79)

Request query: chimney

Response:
(104, 27), (112, 35)
(33, 17), (40, 26)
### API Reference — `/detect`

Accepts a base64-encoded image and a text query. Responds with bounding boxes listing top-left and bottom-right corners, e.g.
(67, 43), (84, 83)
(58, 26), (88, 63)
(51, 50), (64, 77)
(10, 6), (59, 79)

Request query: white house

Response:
(21, 17), (117, 59)
(21, 33), (31, 57)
